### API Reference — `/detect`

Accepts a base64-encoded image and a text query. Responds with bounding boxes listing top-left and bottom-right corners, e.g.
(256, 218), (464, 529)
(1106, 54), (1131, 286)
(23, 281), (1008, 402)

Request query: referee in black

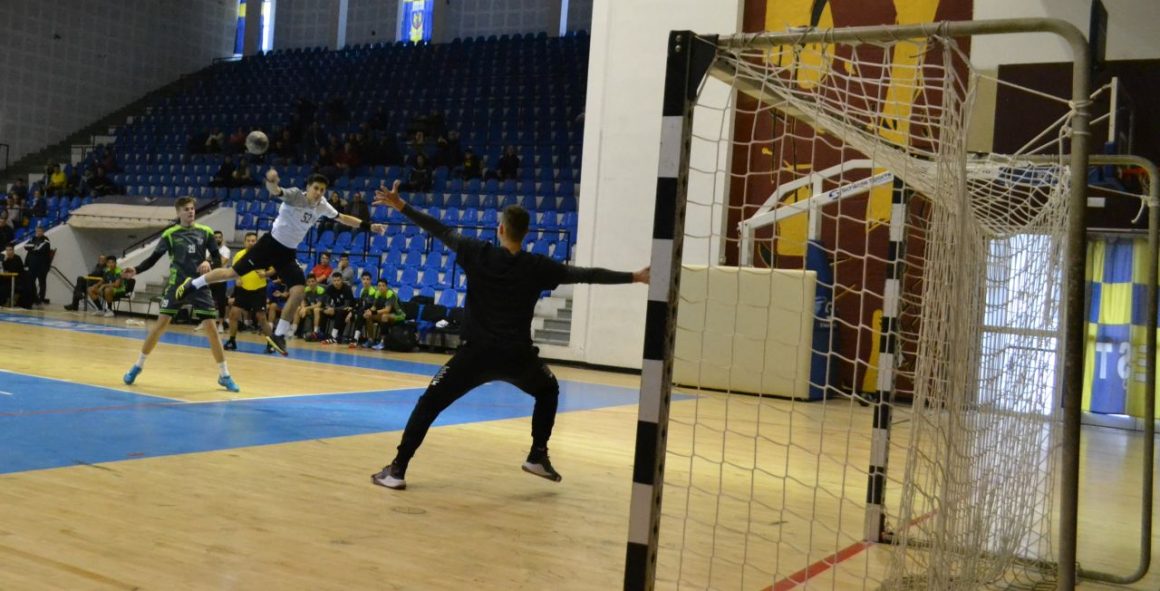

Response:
(370, 181), (648, 491)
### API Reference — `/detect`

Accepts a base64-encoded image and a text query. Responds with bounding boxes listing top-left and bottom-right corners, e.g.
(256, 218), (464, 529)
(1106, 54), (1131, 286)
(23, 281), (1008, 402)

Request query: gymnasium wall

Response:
(346, 0), (401, 46)
(969, 0), (1160, 153)
(273, 0), (340, 50)
(440, 0), (557, 41)
(0, 0), (236, 164)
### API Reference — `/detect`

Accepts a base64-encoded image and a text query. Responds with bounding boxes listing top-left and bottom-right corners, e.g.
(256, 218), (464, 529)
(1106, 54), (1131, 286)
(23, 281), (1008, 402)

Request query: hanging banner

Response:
(1083, 238), (1160, 419)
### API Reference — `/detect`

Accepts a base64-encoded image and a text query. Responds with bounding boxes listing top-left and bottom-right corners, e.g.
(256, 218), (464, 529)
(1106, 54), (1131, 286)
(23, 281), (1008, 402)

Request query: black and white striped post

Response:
(865, 178), (908, 542)
(624, 30), (715, 591)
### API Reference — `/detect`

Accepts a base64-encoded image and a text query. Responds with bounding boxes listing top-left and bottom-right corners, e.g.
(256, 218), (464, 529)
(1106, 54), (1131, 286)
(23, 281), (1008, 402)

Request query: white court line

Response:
(0, 367), (186, 403)
(0, 391), (12, 396)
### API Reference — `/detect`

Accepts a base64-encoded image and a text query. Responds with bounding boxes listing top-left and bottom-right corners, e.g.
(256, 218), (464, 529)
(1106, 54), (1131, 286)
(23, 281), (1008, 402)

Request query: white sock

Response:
(331, 328), (339, 339)
(290, 323), (298, 334)
(136, 353), (147, 368)
(275, 319), (291, 336)
(353, 330), (361, 341)
(218, 361), (229, 377)
(192, 276), (208, 289)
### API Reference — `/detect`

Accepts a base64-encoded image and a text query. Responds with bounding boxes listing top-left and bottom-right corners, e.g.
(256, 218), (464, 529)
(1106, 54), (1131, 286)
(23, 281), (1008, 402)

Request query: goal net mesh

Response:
(659, 31), (1072, 590)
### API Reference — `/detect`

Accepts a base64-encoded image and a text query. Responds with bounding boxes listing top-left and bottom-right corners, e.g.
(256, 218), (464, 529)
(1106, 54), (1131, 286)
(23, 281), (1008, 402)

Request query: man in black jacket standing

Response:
(22, 225), (52, 306)
(370, 181), (648, 491)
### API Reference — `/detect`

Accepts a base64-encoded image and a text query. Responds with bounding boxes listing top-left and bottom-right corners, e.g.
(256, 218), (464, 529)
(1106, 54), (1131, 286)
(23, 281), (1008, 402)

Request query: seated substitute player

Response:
(266, 272), (288, 328)
(121, 196), (239, 392)
(320, 273), (356, 344)
(348, 271), (378, 348)
(295, 274), (327, 340)
(369, 181), (648, 491)
(224, 231), (274, 352)
(87, 254), (124, 317)
(177, 170), (385, 356)
(369, 277), (406, 350)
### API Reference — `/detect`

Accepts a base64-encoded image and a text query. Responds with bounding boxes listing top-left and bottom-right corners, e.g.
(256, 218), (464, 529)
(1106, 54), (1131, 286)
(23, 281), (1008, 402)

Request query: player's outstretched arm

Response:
(334, 213), (386, 235)
(264, 168), (284, 198)
(374, 180), (463, 248)
(561, 265), (650, 285)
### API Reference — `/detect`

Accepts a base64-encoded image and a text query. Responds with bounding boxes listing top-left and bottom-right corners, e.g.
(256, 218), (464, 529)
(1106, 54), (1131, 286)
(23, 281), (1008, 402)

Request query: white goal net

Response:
(629, 25), (1089, 591)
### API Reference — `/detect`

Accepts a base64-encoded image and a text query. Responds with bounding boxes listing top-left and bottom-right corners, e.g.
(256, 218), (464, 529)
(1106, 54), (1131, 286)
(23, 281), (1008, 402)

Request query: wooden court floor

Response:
(0, 308), (1156, 590)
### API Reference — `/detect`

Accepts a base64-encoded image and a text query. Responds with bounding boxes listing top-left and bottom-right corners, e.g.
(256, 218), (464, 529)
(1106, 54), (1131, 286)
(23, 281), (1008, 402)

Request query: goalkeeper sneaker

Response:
(521, 447), (562, 482)
(123, 365), (142, 385)
(175, 277), (194, 300)
(371, 462), (407, 490)
(218, 375), (240, 393)
(266, 334), (288, 356)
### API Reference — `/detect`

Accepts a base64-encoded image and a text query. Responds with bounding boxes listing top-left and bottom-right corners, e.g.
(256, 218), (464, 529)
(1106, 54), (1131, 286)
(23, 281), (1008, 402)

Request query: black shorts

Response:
(232, 286), (267, 313)
(159, 277), (217, 319)
(232, 233), (306, 288)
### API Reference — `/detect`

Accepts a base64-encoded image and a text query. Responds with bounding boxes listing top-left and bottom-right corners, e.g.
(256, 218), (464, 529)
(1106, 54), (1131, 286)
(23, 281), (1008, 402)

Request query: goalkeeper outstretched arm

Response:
(373, 180), (463, 249)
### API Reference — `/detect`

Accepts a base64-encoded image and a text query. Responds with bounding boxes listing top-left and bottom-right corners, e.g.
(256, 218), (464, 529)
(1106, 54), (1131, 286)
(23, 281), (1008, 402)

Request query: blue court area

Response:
(0, 313), (644, 475)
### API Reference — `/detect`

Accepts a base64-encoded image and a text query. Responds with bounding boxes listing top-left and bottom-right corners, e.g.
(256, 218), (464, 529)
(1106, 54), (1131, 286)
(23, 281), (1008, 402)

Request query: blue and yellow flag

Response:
(1083, 237), (1160, 418)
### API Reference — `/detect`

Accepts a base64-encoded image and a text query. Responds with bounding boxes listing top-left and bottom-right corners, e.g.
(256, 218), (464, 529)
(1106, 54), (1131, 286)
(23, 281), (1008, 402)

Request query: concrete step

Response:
(543, 318), (571, 331)
(533, 332), (571, 346)
(557, 307), (571, 320)
(533, 327), (571, 343)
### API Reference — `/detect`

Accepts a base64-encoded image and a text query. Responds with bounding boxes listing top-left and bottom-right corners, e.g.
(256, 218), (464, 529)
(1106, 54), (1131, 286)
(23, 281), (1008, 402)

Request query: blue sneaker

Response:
(123, 365), (142, 385)
(218, 375), (240, 393)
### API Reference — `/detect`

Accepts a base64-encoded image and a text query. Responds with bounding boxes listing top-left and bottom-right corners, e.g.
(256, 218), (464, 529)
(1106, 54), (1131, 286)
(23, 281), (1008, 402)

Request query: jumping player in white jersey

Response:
(178, 170), (385, 355)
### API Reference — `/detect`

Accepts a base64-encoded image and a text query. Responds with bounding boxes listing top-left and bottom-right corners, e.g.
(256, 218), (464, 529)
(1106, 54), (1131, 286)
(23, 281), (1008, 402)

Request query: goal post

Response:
(626, 19), (1091, 591)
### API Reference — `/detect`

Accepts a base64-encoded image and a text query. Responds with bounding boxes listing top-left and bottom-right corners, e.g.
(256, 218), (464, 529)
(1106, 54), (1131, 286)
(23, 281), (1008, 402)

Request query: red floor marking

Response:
(763, 510), (937, 591)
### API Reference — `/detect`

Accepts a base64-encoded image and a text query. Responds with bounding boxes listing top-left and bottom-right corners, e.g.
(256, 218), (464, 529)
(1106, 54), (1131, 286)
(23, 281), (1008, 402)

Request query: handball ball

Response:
(245, 130), (269, 155)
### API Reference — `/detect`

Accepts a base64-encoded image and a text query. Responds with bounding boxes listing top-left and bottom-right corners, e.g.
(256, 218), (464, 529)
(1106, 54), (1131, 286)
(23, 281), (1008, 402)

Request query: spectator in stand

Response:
(30, 191), (47, 219)
(232, 165), (260, 187)
(319, 191), (346, 232)
(311, 252), (334, 284)
(0, 209), (14, 248)
(335, 141), (361, 178)
(9, 178), (28, 203)
(210, 157), (237, 187)
(47, 165), (69, 196)
(403, 154), (433, 192)
(100, 148), (119, 173)
(315, 146), (340, 183)
(1, 243), (33, 308)
(227, 127), (247, 155)
(22, 224), (52, 306)
(349, 191), (370, 223)
(295, 274), (327, 340)
(65, 254), (107, 311)
(334, 253), (355, 284)
(274, 129), (298, 165)
(435, 129), (463, 169)
(320, 272), (356, 344)
(368, 106), (388, 131)
(88, 166), (118, 196)
(205, 128), (225, 153)
(406, 131), (431, 167)
(458, 149), (482, 181)
(498, 145), (520, 181)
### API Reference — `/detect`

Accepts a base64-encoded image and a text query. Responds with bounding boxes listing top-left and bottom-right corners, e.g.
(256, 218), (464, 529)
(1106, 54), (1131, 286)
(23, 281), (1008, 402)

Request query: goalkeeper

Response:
(369, 181), (649, 491)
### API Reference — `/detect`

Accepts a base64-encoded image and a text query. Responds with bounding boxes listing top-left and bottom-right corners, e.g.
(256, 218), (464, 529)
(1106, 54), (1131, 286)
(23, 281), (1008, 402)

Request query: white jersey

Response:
(270, 187), (339, 248)
(218, 244), (231, 267)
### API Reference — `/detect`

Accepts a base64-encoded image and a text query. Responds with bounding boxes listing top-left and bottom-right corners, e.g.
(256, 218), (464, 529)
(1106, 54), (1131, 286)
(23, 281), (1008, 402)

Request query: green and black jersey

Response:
(134, 223), (220, 285)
